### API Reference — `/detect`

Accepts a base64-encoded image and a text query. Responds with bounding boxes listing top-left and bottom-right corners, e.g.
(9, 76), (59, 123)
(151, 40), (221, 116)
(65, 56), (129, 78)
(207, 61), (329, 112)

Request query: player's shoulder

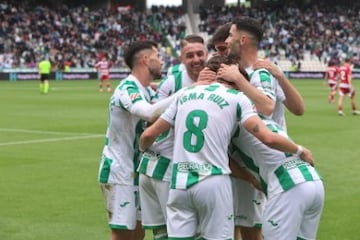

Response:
(118, 76), (139, 90)
(252, 68), (271, 77)
(250, 68), (275, 85)
(114, 78), (145, 103)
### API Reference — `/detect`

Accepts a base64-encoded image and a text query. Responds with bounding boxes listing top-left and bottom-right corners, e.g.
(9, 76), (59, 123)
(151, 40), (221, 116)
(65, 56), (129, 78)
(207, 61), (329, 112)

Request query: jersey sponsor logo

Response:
(282, 158), (308, 170)
(177, 162), (212, 173)
(130, 93), (141, 102)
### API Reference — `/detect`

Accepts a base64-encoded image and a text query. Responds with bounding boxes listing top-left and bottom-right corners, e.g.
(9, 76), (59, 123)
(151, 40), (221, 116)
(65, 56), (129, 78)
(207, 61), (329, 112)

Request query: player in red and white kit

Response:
(337, 58), (359, 116)
(324, 61), (339, 104)
(95, 55), (112, 93)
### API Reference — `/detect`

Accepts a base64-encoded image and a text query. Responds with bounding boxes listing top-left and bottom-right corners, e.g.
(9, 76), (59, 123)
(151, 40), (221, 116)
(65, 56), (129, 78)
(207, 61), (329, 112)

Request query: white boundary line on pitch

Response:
(0, 134), (103, 147)
(0, 128), (100, 135)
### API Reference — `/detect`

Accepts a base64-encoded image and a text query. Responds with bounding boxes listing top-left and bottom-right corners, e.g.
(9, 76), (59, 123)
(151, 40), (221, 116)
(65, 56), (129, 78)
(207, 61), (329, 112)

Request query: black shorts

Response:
(40, 74), (50, 81)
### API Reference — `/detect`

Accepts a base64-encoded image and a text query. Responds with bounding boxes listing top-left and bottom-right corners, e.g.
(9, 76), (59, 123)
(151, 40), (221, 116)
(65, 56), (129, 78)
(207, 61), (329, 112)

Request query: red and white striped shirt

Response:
(338, 64), (352, 88)
(95, 60), (111, 76)
(325, 66), (339, 85)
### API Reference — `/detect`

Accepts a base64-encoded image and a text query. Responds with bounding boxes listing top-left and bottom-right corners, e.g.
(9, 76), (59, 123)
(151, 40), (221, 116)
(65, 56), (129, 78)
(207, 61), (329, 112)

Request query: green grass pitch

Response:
(0, 79), (359, 240)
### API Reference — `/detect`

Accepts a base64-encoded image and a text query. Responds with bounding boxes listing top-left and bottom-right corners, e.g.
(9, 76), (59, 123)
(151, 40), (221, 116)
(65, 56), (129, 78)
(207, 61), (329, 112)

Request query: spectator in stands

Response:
(198, 3), (360, 71)
(0, 2), (185, 71)
(1, 1), (359, 73)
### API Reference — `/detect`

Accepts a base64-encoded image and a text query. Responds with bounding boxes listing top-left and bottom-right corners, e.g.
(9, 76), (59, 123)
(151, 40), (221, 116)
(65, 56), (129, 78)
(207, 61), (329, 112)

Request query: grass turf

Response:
(0, 79), (359, 240)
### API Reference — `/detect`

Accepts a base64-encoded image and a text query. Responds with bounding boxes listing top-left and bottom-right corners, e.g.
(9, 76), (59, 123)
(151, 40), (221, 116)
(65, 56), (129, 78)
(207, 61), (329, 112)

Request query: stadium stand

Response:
(0, 1), (359, 72)
(198, 3), (360, 71)
(0, 1), (185, 71)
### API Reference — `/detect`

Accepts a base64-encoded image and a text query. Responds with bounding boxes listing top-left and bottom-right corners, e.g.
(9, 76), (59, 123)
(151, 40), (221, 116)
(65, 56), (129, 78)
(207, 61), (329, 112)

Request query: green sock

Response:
(40, 83), (44, 93)
(44, 82), (49, 94)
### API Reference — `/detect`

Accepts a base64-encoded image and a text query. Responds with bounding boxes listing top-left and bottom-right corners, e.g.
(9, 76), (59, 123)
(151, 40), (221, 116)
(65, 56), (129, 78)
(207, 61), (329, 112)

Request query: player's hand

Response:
(217, 64), (244, 84)
(194, 67), (216, 85)
(253, 59), (282, 79)
(299, 147), (314, 166)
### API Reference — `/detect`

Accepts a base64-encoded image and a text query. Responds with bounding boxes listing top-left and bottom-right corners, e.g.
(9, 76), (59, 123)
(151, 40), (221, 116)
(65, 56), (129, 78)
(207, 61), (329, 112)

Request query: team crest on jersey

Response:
(261, 80), (271, 89)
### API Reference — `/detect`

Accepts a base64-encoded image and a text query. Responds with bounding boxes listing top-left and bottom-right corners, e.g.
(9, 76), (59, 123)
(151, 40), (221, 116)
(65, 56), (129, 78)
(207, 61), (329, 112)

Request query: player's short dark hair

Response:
(233, 17), (263, 44)
(210, 22), (232, 44)
(123, 40), (158, 69)
(205, 55), (250, 81)
(180, 34), (204, 49)
(206, 56), (234, 72)
(328, 60), (336, 66)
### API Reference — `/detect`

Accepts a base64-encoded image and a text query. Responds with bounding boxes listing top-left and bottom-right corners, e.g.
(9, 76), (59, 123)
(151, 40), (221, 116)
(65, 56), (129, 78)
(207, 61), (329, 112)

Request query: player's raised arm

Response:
(139, 118), (172, 152)
(121, 88), (177, 123)
(242, 115), (314, 166)
(218, 63), (275, 117)
(253, 59), (304, 116)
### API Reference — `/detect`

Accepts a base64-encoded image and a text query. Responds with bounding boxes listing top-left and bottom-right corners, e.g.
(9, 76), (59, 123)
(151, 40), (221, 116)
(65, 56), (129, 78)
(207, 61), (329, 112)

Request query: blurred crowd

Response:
(199, 3), (360, 68)
(0, 1), (185, 71)
(0, 1), (359, 71)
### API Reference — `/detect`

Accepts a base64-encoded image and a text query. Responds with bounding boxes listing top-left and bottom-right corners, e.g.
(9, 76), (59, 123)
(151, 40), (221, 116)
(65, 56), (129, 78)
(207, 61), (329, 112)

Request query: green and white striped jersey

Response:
(161, 83), (257, 189)
(98, 75), (156, 186)
(247, 67), (287, 130)
(138, 70), (194, 181)
(156, 69), (193, 99)
(166, 63), (185, 77)
(137, 151), (171, 180)
(231, 118), (321, 197)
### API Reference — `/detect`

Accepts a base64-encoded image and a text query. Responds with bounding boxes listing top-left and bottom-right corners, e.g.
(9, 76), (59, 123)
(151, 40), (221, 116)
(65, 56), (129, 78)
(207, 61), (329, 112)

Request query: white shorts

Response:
(100, 184), (141, 230)
(139, 174), (170, 229)
(167, 175), (234, 239)
(231, 177), (265, 227)
(262, 180), (325, 240)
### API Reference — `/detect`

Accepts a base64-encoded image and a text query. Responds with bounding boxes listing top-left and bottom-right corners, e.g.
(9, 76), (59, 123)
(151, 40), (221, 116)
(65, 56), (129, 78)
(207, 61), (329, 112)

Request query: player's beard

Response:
(228, 42), (241, 60)
(149, 66), (162, 80)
